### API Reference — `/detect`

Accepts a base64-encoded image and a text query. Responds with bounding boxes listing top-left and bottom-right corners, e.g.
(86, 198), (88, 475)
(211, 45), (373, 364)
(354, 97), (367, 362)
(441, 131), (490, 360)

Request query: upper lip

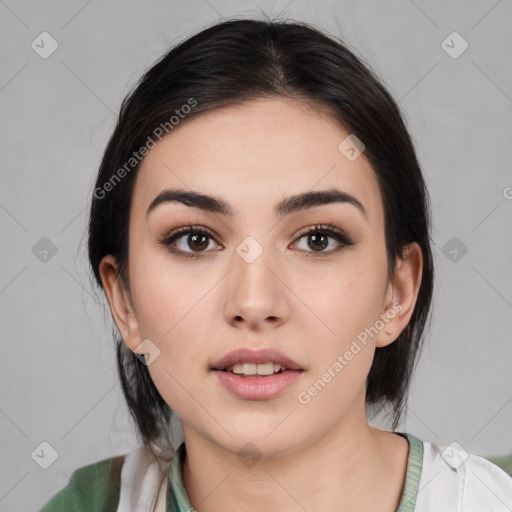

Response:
(211, 348), (303, 371)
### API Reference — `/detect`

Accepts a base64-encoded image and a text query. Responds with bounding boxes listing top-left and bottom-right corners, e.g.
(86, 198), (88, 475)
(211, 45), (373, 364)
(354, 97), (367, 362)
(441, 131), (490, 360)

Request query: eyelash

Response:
(159, 223), (355, 259)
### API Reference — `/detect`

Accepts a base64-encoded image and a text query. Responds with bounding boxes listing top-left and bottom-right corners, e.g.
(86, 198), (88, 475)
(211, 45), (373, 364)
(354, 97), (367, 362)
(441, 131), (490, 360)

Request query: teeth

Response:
(228, 362), (284, 376)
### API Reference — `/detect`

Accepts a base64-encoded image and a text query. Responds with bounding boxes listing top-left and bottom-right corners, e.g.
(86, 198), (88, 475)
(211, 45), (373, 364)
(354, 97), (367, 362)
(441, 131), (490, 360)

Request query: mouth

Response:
(210, 348), (303, 399)
(210, 347), (303, 374)
(220, 362), (289, 377)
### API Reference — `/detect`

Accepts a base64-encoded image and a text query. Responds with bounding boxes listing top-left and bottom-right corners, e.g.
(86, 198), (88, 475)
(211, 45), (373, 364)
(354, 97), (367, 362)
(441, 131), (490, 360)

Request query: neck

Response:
(181, 397), (409, 512)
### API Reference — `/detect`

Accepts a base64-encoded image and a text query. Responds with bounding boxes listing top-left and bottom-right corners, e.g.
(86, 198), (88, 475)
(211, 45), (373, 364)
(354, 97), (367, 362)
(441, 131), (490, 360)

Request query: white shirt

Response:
(414, 438), (512, 511)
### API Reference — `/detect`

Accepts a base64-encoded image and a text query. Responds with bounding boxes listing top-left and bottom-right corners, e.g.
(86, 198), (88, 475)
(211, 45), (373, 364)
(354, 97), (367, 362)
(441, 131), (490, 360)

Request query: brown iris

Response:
(308, 233), (328, 251)
(188, 233), (209, 251)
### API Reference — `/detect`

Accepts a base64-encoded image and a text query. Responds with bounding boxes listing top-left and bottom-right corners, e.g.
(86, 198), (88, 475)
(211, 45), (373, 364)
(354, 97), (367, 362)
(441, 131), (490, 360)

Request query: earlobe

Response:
(98, 255), (141, 352)
(375, 242), (423, 348)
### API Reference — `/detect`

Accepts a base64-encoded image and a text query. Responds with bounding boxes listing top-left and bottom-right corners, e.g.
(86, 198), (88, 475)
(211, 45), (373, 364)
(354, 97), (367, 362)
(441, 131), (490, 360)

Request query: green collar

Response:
(167, 433), (423, 511)
(396, 432), (423, 511)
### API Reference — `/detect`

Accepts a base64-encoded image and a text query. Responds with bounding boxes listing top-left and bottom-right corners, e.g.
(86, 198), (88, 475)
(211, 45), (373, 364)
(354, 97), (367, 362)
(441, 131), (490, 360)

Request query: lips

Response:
(211, 348), (304, 400)
(210, 348), (303, 372)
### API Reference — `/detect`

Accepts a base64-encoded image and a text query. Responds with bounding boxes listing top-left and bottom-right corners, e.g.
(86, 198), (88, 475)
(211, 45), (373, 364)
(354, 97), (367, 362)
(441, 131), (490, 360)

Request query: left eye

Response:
(292, 225), (354, 255)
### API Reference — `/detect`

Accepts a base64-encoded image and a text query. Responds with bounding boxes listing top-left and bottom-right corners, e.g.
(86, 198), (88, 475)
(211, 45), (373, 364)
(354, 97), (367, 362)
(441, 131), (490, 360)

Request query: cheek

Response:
(293, 256), (387, 347)
(128, 254), (217, 412)
(294, 266), (383, 419)
(128, 248), (224, 385)
(129, 244), (205, 338)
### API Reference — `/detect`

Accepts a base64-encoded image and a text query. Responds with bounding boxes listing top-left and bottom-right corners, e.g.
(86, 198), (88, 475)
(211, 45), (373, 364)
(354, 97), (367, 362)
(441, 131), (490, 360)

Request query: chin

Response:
(204, 420), (310, 460)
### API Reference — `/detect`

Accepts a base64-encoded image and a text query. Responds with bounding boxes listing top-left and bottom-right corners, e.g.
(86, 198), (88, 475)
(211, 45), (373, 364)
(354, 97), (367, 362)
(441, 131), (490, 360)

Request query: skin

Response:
(100, 97), (423, 511)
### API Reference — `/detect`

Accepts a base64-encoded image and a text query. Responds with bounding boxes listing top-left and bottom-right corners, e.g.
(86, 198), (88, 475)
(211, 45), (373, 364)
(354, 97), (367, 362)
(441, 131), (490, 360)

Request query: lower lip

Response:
(213, 370), (303, 400)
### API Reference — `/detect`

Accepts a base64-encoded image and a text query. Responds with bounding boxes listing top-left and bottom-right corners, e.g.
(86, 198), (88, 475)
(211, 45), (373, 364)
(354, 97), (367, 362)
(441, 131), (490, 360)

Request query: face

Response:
(102, 97), (419, 457)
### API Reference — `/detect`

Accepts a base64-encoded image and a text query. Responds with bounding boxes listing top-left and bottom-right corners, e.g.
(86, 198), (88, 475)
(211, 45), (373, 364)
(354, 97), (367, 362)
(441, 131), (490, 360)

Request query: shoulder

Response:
(413, 435), (512, 511)
(39, 453), (125, 511)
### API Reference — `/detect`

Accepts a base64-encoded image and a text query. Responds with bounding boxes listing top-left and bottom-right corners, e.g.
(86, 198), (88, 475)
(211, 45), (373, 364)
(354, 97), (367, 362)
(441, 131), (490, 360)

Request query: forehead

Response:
(133, 97), (383, 222)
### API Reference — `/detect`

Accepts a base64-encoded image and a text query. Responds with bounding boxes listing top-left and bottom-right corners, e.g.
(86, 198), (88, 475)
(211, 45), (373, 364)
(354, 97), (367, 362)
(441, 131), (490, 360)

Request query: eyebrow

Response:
(146, 187), (367, 220)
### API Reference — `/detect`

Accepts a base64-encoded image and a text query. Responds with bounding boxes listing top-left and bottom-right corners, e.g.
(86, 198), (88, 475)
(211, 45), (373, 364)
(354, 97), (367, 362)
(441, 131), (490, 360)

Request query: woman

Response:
(40, 18), (512, 512)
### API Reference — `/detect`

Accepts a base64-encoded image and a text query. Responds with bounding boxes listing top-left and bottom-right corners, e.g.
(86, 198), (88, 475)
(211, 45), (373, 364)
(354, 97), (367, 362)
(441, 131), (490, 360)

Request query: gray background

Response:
(1, 0), (511, 510)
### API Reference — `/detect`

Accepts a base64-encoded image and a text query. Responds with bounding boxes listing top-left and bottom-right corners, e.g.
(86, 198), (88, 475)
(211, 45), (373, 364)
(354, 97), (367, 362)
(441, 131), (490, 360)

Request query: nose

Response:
(222, 243), (290, 331)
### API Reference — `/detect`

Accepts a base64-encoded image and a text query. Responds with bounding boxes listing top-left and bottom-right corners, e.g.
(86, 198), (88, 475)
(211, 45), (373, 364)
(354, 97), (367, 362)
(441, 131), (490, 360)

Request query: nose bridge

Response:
(223, 234), (289, 327)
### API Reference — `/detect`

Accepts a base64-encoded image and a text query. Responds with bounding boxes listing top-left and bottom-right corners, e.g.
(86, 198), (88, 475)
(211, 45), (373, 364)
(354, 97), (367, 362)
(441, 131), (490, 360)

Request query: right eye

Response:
(159, 225), (223, 258)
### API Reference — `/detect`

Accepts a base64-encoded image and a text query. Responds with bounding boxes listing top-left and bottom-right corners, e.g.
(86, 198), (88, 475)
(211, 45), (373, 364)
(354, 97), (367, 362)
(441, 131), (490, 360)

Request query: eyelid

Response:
(161, 223), (218, 241)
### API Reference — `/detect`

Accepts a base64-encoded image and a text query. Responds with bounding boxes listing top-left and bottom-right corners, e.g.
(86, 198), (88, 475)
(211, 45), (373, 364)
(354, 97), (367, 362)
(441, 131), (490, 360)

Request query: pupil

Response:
(309, 233), (327, 251)
(190, 233), (208, 251)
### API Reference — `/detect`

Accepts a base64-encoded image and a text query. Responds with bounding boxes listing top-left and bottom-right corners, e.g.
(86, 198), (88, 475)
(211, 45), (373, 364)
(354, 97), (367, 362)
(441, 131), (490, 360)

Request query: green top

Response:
(39, 454), (125, 511)
(36, 433), (426, 511)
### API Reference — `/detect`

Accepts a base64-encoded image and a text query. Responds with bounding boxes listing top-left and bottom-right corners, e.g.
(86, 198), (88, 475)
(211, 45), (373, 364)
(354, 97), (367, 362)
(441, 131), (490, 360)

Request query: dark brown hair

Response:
(88, 16), (434, 507)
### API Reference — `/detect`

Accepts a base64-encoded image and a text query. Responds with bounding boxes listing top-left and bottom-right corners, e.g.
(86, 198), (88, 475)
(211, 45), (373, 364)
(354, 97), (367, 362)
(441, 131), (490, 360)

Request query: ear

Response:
(375, 242), (423, 348)
(99, 255), (142, 352)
